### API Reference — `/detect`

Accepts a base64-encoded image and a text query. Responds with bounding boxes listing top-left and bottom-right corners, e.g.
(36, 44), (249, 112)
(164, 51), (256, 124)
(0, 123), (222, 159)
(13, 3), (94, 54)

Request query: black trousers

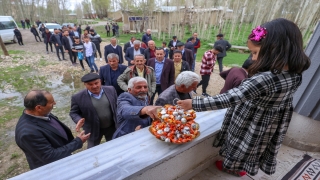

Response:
(112, 29), (115, 36)
(87, 125), (116, 149)
(65, 48), (74, 63)
(45, 42), (53, 52)
(217, 57), (224, 73)
(150, 84), (163, 105)
(198, 74), (210, 93)
(94, 43), (102, 58)
(17, 37), (23, 45)
(55, 46), (65, 60)
(34, 35), (42, 42)
(72, 51), (77, 63)
(26, 23), (31, 29)
(106, 30), (110, 37)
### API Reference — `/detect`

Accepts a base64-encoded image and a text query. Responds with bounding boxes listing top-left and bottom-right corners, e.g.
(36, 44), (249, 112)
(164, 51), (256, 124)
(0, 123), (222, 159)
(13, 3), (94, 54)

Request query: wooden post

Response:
(0, 36), (9, 56)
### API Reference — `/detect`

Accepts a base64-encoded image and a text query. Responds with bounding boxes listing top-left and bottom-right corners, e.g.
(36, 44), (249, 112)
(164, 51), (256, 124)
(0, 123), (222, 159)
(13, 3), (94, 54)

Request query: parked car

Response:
(62, 23), (75, 28)
(0, 16), (19, 43)
(38, 23), (61, 33)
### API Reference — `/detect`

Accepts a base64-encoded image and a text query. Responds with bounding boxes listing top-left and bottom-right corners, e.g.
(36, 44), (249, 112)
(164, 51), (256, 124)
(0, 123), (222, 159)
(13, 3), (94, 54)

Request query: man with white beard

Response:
(112, 77), (158, 138)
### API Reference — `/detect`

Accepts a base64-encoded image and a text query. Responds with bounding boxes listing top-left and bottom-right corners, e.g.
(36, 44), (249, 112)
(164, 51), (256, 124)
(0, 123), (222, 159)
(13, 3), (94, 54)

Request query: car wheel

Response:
(13, 35), (17, 43)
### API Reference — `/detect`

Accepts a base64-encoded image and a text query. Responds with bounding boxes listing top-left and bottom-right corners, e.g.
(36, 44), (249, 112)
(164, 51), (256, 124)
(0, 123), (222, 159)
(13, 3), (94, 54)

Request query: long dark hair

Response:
(248, 18), (310, 75)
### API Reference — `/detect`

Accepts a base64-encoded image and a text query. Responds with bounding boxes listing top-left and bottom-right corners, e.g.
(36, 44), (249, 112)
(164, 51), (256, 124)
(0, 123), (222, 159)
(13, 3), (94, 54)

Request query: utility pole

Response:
(0, 36), (9, 56)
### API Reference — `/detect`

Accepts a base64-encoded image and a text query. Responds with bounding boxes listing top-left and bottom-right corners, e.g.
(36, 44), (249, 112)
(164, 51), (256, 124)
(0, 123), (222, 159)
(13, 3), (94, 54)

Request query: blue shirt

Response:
(155, 58), (165, 84)
(88, 88), (104, 99)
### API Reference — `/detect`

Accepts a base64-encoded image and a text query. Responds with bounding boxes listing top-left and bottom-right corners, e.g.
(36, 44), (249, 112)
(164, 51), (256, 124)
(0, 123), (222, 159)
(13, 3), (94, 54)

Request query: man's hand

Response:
(77, 130), (90, 143)
(76, 118), (85, 132)
(177, 99), (193, 110)
(56, 43), (58, 46)
(130, 60), (134, 64)
(141, 106), (162, 119)
(135, 125), (141, 131)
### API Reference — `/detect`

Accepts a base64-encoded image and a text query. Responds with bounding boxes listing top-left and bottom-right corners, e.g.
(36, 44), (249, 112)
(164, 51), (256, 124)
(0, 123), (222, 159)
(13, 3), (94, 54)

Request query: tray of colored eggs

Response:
(149, 105), (200, 144)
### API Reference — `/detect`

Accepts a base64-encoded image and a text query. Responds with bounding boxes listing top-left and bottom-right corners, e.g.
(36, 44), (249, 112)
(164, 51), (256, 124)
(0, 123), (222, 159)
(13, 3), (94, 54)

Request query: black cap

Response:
(216, 33), (224, 37)
(176, 42), (185, 47)
(81, 73), (100, 83)
(172, 36), (177, 39)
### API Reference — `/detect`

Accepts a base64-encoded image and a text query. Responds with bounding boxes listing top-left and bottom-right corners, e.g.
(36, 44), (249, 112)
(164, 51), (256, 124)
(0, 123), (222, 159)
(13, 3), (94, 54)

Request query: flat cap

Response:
(172, 35), (177, 39)
(176, 42), (185, 47)
(81, 73), (100, 82)
(216, 33), (224, 37)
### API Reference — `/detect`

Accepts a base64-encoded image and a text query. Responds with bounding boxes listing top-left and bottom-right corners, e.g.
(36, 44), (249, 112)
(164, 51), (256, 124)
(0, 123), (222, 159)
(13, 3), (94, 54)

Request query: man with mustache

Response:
(112, 77), (158, 138)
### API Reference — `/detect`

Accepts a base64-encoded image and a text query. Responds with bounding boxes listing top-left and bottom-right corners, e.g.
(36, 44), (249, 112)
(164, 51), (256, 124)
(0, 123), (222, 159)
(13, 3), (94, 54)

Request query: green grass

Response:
(10, 153), (20, 160)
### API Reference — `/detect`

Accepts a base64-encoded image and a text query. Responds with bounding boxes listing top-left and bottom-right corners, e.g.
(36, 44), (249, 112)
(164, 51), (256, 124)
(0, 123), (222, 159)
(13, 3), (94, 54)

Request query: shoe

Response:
(82, 68), (85, 71)
(51, 51), (54, 53)
(46, 51), (49, 54)
(59, 59), (62, 61)
(99, 58), (102, 61)
(63, 58), (67, 61)
(94, 58), (97, 61)
(202, 93), (211, 97)
(215, 160), (246, 177)
(90, 70), (94, 73)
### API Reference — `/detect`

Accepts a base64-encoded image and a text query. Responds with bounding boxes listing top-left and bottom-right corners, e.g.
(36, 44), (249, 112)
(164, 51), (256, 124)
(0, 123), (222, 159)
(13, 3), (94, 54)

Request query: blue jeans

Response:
(87, 55), (98, 72)
(192, 54), (197, 72)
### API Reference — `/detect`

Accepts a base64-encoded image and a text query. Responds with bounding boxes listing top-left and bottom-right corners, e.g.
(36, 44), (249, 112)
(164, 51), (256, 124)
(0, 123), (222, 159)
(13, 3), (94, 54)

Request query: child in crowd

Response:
(162, 41), (169, 58)
(176, 18), (310, 177)
(83, 36), (98, 73)
(196, 45), (223, 97)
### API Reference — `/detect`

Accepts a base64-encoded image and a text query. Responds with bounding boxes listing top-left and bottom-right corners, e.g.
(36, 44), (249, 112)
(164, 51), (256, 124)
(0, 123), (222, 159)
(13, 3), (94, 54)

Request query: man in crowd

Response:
(168, 36), (180, 59)
(187, 32), (201, 71)
(105, 23), (111, 37)
(125, 40), (145, 66)
(89, 29), (103, 61)
(50, 28), (66, 61)
(124, 37), (136, 53)
(25, 18), (31, 29)
(20, 20), (25, 29)
(176, 42), (194, 69)
(118, 54), (156, 98)
(112, 23), (116, 36)
(115, 23), (119, 37)
(155, 71), (199, 106)
(113, 77), (154, 138)
(214, 33), (232, 72)
(100, 53), (127, 96)
(196, 45), (223, 97)
(73, 26), (79, 37)
(143, 40), (156, 62)
(85, 24), (90, 32)
(147, 48), (175, 104)
(30, 25), (42, 42)
(16, 90), (90, 170)
(77, 24), (82, 37)
(104, 37), (124, 64)
(70, 73), (118, 148)
(42, 28), (53, 54)
(220, 55), (252, 94)
(62, 30), (75, 65)
(185, 37), (195, 56)
(142, 29), (152, 46)
(13, 26), (24, 46)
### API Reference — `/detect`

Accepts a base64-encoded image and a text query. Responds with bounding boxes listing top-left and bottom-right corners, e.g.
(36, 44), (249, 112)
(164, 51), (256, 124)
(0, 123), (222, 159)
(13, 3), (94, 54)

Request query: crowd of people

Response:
(13, 18), (311, 178)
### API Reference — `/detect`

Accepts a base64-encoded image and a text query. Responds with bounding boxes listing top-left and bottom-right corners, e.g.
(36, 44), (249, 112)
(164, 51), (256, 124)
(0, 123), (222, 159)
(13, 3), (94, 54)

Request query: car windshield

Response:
(46, 24), (61, 29)
(0, 21), (16, 30)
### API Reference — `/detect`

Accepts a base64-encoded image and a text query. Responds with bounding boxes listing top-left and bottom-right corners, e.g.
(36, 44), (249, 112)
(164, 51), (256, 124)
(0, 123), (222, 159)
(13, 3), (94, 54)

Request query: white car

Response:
(0, 16), (19, 43)
(38, 23), (61, 33)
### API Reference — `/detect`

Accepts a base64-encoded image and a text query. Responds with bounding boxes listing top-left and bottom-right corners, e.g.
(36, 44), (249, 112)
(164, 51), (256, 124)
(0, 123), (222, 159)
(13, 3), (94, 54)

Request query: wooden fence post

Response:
(0, 36), (9, 56)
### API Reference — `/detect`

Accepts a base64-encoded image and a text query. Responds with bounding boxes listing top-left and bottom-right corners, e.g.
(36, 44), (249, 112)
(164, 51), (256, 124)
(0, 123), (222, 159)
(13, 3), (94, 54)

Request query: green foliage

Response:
(10, 153), (20, 160)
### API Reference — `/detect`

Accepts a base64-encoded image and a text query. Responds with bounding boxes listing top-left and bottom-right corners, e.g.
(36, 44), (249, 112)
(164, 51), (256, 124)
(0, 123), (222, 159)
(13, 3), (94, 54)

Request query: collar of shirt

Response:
(130, 41), (134, 47)
(155, 58), (165, 64)
(111, 44), (117, 49)
(182, 49), (185, 54)
(24, 111), (50, 121)
(88, 88), (104, 99)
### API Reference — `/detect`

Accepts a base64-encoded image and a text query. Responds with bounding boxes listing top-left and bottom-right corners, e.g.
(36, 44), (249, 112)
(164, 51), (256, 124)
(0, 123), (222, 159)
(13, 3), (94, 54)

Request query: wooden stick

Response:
(0, 36), (9, 56)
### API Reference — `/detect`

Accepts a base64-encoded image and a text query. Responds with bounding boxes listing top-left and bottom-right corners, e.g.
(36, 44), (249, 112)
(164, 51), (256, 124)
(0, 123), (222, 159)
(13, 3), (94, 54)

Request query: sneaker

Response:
(94, 58), (97, 61)
(46, 51), (49, 54)
(63, 58), (67, 61)
(202, 93), (211, 97)
(51, 51), (54, 53)
(82, 68), (85, 71)
(99, 58), (102, 61)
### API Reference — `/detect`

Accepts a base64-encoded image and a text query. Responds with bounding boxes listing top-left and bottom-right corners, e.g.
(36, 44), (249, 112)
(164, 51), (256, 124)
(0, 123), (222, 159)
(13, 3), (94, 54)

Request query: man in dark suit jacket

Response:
(61, 30), (75, 64)
(70, 73), (118, 149)
(125, 40), (145, 66)
(15, 90), (89, 170)
(155, 71), (200, 106)
(176, 42), (194, 69)
(123, 37), (136, 53)
(214, 33), (232, 72)
(147, 48), (175, 104)
(143, 40), (156, 63)
(168, 36), (180, 59)
(104, 37), (124, 64)
(100, 53), (127, 95)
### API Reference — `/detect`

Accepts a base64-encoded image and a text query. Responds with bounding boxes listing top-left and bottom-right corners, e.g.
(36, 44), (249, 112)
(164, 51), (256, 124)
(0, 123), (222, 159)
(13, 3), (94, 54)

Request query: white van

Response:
(0, 16), (19, 43)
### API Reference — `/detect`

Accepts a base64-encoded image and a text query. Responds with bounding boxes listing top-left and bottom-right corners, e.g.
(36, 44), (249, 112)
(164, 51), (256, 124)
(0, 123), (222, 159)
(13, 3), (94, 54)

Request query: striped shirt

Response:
(200, 50), (216, 75)
(72, 42), (84, 51)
